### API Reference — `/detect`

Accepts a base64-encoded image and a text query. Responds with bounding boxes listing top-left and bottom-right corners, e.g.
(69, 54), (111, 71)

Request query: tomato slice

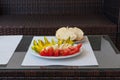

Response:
(47, 47), (54, 56)
(59, 49), (64, 56)
(77, 43), (82, 49)
(54, 49), (60, 56)
(40, 50), (45, 56)
(40, 49), (48, 56)
(62, 49), (69, 56)
(69, 46), (79, 55)
(74, 46), (80, 53)
(66, 48), (71, 55)
(68, 46), (75, 50)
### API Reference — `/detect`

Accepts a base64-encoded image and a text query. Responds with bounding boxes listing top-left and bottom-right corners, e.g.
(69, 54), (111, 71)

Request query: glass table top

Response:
(0, 35), (120, 69)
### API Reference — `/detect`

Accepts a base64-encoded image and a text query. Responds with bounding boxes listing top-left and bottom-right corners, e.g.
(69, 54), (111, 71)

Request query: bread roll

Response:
(69, 27), (84, 40)
(56, 27), (77, 40)
(56, 27), (84, 41)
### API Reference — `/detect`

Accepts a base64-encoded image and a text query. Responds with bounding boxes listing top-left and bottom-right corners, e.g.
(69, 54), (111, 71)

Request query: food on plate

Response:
(40, 43), (82, 56)
(31, 36), (74, 53)
(31, 36), (82, 57)
(56, 27), (84, 41)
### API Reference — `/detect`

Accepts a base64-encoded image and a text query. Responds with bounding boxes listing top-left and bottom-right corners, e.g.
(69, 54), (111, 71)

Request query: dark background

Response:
(0, 0), (120, 50)
(0, 0), (104, 15)
(0, 0), (119, 25)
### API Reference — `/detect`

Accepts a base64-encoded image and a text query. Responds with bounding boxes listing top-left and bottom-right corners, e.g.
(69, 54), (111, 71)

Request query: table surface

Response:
(0, 35), (120, 69)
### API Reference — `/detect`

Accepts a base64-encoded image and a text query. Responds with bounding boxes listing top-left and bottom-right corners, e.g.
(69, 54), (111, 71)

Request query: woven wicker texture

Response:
(0, 0), (104, 15)
(0, 69), (120, 77)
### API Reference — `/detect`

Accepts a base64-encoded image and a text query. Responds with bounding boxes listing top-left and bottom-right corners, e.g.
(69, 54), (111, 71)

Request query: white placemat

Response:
(22, 36), (98, 66)
(0, 35), (23, 65)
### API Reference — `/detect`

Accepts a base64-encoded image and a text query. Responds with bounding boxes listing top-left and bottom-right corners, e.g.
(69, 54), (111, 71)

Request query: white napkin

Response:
(22, 36), (98, 66)
(0, 35), (23, 65)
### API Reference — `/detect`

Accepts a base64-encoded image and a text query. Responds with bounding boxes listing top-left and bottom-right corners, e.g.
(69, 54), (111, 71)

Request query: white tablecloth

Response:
(22, 36), (98, 66)
(0, 35), (23, 65)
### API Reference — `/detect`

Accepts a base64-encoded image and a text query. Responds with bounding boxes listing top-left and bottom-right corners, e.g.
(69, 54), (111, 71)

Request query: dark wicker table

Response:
(0, 35), (120, 80)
